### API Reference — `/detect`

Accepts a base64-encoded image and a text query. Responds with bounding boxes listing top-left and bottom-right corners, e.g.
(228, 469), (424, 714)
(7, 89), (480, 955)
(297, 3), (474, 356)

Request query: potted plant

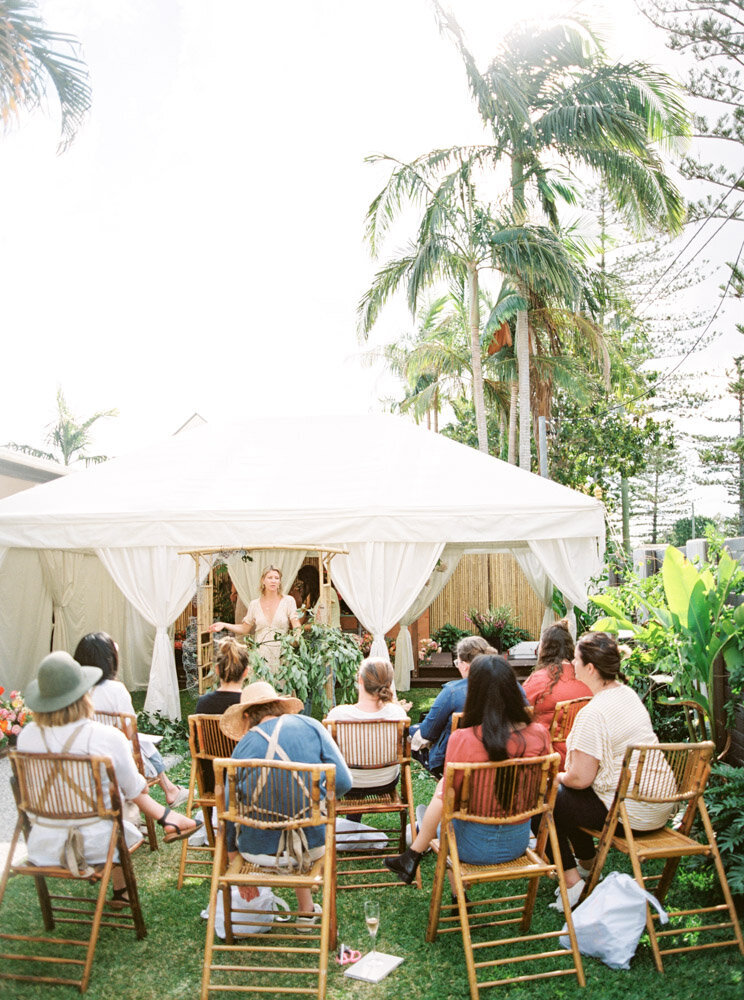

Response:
(465, 605), (532, 653)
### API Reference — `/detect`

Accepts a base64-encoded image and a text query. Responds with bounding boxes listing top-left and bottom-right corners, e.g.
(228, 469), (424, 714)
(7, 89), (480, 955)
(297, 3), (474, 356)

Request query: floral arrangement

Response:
(465, 605), (532, 653)
(0, 687), (31, 749)
(353, 631), (396, 660)
(418, 637), (440, 666)
(174, 628), (186, 652)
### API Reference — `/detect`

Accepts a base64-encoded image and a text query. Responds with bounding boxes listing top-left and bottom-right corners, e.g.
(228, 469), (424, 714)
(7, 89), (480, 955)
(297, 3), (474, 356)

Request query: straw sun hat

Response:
(24, 651), (102, 713)
(220, 681), (303, 741)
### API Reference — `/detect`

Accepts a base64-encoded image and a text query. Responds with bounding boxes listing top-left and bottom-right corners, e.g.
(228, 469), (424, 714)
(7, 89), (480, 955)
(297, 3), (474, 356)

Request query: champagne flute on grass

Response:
(364, 900), (380, 959)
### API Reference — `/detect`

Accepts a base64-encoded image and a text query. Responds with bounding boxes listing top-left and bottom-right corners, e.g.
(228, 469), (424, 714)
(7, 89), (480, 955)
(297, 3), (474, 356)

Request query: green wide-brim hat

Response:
(24, 651), (102, 713)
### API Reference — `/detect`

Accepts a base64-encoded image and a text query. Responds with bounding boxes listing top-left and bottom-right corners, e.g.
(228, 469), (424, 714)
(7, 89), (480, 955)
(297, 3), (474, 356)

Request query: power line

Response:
(634, 167), (744, 311)
(604, 235), (744, 416)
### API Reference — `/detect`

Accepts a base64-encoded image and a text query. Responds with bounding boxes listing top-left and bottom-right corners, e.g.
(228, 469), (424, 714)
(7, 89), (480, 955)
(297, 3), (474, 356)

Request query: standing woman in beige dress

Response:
(209, 566), (300, 675)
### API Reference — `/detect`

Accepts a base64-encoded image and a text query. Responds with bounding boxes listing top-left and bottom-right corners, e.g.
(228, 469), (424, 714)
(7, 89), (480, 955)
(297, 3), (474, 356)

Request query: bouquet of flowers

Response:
(0, 686), (31, 749)
(353, 631), (396, 660)
(418, 637), (440, 667)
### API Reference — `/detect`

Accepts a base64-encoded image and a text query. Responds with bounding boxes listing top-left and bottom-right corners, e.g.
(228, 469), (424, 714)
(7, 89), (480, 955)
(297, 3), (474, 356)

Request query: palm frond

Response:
(0, 0), (91, 152)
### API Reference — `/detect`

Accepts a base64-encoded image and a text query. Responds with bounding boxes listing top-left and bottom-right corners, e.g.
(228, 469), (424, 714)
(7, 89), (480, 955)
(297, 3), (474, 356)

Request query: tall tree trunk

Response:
(516, 306), (531, 470)
(468, 265), (488, 453)
(433, 386), (439, 433)
(508, 382), (518, 464)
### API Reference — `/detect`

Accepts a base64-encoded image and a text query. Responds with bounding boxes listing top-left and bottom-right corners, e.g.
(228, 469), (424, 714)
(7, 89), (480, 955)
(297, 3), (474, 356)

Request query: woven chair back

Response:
(617, 741), (714, 805)
(443, 753), (560, 827)
(214, 758), (335, 833)
(11, 751), (119, 823)
(323, 718), (408, 770)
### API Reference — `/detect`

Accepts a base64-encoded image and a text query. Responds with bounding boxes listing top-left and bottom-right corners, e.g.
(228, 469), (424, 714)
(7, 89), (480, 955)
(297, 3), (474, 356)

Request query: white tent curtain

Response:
(39, 551), (88, 654)
(527, 538), (602, 612)
(333, 541), (445, 660)
(227, 549), (307, 611)
(393, 544), (463, 691)
(513, 547), (556, 635)
(0, 548), (53, 691)
(96, 546), (199, 720)
(60, 553), (155, 690)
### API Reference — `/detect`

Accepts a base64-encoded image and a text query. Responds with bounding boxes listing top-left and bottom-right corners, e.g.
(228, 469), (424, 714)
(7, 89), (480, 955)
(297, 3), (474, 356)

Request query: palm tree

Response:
(0, 0), (91, 151)
(433, 4), (689, 468)
(4, 388), (117, 465)
(359, 151), (588, 454)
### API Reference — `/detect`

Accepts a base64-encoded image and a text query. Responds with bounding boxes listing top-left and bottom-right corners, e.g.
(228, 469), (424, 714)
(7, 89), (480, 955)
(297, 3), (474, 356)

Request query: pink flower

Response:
(11, 724), (21, 735)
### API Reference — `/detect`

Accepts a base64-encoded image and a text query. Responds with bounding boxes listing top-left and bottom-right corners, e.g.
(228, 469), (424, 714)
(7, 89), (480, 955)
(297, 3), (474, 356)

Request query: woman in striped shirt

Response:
(547, 632), (675, 913)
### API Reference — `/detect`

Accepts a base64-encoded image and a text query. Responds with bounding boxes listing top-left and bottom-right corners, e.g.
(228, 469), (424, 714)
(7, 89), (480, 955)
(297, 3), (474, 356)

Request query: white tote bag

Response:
(201, 886), (290, 938)
(559, 871), (668, 970)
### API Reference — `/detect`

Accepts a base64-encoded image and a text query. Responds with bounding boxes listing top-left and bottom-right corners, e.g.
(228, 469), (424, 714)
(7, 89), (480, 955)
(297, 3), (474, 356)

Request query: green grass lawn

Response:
(2, 687), (742, 999)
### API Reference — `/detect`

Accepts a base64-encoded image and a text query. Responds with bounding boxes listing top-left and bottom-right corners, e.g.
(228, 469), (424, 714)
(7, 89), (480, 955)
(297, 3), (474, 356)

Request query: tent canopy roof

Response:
(0, 415), (605, 550)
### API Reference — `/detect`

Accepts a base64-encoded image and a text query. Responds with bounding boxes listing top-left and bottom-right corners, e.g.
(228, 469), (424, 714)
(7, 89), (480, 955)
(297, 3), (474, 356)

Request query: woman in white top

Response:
(325, 657), (407, 793)
(546, 632), (676, 912)
(18, 652), (200, 905)
(75, 632), (188, 807)
(209, 565), (300, 675)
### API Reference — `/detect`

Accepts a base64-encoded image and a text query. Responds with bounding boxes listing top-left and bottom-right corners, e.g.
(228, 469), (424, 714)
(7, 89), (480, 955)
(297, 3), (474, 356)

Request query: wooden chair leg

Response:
(425, 843), (449, 942)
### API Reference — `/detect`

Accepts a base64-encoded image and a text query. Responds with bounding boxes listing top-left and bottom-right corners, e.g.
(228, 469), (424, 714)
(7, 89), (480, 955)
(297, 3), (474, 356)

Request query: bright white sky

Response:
(0, 0), (735, 484)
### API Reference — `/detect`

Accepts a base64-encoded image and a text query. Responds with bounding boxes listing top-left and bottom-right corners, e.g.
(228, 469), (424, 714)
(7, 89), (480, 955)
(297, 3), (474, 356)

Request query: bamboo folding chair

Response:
(178, 714), (237, 888)
(93, 710), (158, 852)
(323, 717), (420, 890)
(0, 751), (146, 993)
(426, 753), (585, 998)
(201, 758), (337, 1000)
(548, 697), (591, 745)
(580, 741), (744, 972)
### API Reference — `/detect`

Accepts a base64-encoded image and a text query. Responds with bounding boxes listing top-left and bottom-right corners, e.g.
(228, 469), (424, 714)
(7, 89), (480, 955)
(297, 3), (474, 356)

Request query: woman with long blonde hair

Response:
(209, 565), (300, 675)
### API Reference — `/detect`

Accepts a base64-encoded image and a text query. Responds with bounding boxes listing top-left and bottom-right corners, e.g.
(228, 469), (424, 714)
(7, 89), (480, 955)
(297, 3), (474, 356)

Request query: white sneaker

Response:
(549, 879), (585, 914)
(168, 786), (189, 808)
(297, 903), (322, 926)
(576, 861), (593, 880)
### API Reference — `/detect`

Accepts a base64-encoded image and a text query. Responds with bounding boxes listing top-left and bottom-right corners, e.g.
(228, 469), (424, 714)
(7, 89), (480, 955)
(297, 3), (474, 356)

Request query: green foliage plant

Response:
(248, 625), (362, 716)
(464, 604), (531, 651)
(136, 710), (190, 757)
(591, 546), (744, 746)
(431, 623), (471, 652)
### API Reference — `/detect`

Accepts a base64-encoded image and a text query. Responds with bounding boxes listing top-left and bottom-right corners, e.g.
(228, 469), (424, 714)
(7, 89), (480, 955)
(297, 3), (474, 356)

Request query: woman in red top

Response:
(384, 654), (551, 884)
(523, 620), (591, 765)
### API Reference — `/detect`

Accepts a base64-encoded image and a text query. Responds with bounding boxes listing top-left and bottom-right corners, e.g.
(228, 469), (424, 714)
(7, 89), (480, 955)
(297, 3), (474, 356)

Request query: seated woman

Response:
(522, 620), (591, 765)
(220, 681), (352, 920)
(546, 631), (677, 912)
(18, 652), (199, 903)
(195, 637), (250, 715)
(325, 657), (407, 796)
(76, 632), (188, 807)
(384, 653), (551, 886)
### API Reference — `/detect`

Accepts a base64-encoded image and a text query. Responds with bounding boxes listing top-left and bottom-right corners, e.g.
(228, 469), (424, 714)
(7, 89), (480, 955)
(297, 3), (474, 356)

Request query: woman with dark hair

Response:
(385, 654), (551, 885)
(523, 620), (591, 764)
(76, 632), (188, 807)
(325, 656), (407, 793)
(546, 632), (676, 912)
(292, 564), (341, 628)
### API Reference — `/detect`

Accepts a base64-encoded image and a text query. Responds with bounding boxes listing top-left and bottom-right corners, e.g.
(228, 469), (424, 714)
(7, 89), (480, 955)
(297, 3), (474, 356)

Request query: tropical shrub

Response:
(590, 546), (744, 747)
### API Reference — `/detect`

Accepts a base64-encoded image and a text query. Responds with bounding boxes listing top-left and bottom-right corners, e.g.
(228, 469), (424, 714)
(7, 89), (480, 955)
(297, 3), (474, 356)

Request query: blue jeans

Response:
(452, 818), (530, 864)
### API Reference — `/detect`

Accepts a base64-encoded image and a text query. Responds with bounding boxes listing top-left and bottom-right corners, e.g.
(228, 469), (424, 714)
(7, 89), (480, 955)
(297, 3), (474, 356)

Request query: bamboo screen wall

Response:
(429, 553), (544, 639)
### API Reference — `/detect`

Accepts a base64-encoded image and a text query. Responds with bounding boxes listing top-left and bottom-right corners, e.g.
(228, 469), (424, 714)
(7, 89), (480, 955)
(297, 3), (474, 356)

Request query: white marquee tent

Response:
(0, 415), (605, 718)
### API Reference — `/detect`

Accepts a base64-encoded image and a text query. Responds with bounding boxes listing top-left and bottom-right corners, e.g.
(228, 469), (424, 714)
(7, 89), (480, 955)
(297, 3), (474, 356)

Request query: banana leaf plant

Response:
(589, 546), (744, 747)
